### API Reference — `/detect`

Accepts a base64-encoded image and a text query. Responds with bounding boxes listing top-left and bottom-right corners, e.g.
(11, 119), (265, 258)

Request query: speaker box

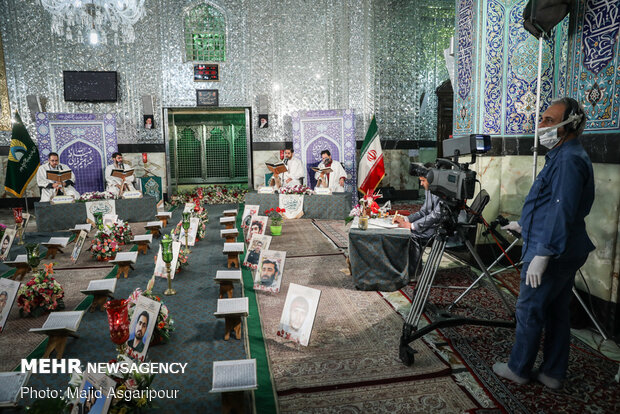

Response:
(26, 94), (45, 122)
(142, 95), (154, 116)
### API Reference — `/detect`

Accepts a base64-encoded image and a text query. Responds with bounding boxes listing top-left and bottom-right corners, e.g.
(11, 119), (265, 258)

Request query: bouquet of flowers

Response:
(345, 204), (362, 224)
(278, 185), (313, 195)
(168, 185), (248, 207)
(177, 246), (190, 271)
(111, 221), (133, 245)
(90, 231), (120, 261)
(17, 263), (65, 317)
(196, 220), (207, 240)
(265, 207), (285, 226)
(127, 287), (174, 344)
(78, 191), (116, 202)
(66, 354), (156, 414)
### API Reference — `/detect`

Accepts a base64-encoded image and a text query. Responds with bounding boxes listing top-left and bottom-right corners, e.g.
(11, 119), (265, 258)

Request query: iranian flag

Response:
(358, 116), (384, 195)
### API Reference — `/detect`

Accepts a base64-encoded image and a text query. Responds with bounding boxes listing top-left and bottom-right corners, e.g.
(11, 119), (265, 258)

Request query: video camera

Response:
(409, 134), (491, 206)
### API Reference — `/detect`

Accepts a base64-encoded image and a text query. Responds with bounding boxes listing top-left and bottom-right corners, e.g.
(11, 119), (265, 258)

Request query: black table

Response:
(244, 192), (352, 220)
(349, 222), (411, 291)
(35, 196), (158, 232)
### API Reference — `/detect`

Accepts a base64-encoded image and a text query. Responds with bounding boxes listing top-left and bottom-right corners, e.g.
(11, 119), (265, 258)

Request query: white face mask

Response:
(537, 114), (581, 149)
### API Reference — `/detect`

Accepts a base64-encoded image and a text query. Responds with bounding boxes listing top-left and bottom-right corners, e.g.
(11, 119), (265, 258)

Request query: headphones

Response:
(558, 97), (585, 133)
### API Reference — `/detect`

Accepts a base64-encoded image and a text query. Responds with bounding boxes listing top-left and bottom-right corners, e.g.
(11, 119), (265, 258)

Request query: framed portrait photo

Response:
(253, 250), (286, 293)
(0, 278), (20, 334)
(125, 294), (161, 362)
(243, 234), (272, 269)
(245, 216), (268, 244)
(277, 283), (321, 346)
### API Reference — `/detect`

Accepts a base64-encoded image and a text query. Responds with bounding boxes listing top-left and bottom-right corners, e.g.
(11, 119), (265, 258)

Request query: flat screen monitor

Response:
(63, 71), (118, 102)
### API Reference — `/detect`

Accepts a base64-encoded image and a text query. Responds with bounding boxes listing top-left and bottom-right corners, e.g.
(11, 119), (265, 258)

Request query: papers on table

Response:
(351, 216), (409, 231)
(30, 311), (84, 334)
(44, 237), (71, 247)
(210, 359), (257, 393)
(72, 223), (92, 232)
(215, 297), (249, 317)
(111, 251), (138, 264)
(223, 243), (244, 253)
(132, 234), (153, 243)
(81, 279), (117, 294)
(368, 218), (399, 229)
(145, 221), (163, 228)
(215, 270), (242, 283)
(0, 372), (31, 407)
(3, 255), (27, 265)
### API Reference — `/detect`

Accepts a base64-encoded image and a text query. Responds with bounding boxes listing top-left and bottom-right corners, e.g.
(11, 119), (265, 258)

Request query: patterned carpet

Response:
(390, 268), (620, 414)
(253, 222), (483, 412)
(312, 219), (349, 249)
(268, 219), (343, 256)
(0, 267), (114, 371)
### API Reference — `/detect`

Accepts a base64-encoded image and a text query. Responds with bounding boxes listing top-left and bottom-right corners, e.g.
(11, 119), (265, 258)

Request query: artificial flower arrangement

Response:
(110, 220), (133, 245)
(127, 284), (174, 345)
(278, 185), (314, 195)
(90, 230), (120, 261)
(171, 222), (199, 247)
(265, 207), (285, 226)
(17, 263), (65, 317)
(176, 246), (190, 271)
(66, 353), (156, 414)
(77, 191), (116, 202)
(168, 185), (248, 207)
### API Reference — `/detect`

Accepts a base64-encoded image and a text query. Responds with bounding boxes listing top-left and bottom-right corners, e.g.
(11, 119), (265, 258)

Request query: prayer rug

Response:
(277, 376), (478, 413)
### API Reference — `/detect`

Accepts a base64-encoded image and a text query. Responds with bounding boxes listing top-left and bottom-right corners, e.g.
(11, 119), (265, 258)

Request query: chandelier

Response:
(39, 0), (146, 45)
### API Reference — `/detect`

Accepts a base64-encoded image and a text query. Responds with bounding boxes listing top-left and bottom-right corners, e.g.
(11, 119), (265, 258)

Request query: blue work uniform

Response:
(508, 138), (595, 381)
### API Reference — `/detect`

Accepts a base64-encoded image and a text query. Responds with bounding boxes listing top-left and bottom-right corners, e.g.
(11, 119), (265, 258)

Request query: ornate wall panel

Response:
(482, 0), (505, 134)
(569, 0), (620, 131)
(454, 0), (476, 134)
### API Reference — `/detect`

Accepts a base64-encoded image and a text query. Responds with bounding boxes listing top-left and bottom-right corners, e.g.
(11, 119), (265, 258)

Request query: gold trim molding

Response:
(0, 32), (10, 131)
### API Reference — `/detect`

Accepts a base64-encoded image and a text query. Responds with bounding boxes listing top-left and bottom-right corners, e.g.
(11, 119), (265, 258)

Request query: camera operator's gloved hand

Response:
(502, 221), (522, 234)
(526, 256), (550, 288)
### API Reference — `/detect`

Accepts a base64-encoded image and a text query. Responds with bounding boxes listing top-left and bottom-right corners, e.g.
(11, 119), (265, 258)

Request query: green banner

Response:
(4, 112), (39, 197)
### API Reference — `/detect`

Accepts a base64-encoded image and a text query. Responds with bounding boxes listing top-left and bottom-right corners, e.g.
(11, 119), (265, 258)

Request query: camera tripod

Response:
(399, 198), (516, 366)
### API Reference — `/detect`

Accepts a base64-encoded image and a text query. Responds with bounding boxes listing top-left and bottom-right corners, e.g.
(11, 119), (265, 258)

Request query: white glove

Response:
(526, 256), (550, 288)
(502, 221), (522, 234)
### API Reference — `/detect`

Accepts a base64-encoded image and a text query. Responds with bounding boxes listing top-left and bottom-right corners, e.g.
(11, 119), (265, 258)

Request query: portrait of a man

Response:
(127, 310), (149, 353)
(253, 250), (286, 293)
(70, 373), (115, 414)
(277, 283), (321, 346)
(243, 234), (271, 269)
(0, 278), (20, 333)
(245, 216), (268, 244)
(258, 114), (268, 128)
(0, 231), (12, 261)
(143, 115), (154, 129)
(241, 205), (259, 229)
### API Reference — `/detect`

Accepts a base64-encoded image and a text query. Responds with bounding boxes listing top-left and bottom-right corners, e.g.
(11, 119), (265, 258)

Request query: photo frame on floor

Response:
(241, 205), (259, 229)
(277, 283), (321, 346)
(244, 234), (272, 270)
(253, 250), (286, 293)
(0, 278), (20, 334)
(126, 294), (161, 362)
(71, 230), (88, 264)
(70, 372), (116, 414)
(245, 216), (268, 244)
(154, 241), (181, 279)
(0, 228), (16, 262)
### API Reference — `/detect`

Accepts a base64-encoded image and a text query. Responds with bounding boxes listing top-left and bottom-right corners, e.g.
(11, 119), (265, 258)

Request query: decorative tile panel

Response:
(455, 0), (475, 133)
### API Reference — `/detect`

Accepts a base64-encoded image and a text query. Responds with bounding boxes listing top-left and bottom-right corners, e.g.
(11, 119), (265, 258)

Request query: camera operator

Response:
(395, 163), (442, 277)
(493, 97), (595, 390)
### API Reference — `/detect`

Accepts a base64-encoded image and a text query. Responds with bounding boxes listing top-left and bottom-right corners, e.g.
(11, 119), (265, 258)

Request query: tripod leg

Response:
(405, 238), (446, 328)
(572, 287), (608, 341)
(464, 239), (514, 316)
(448, 239), (521, 311)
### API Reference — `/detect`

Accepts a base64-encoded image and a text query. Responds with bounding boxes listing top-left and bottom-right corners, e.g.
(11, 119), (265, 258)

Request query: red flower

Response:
(276, 207), (281, 213)
(158, 322), (165, 329)
(281, 208), (286, 213)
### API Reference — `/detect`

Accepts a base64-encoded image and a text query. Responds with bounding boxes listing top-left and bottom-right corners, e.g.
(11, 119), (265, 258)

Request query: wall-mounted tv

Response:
(63, 71), (118, 102)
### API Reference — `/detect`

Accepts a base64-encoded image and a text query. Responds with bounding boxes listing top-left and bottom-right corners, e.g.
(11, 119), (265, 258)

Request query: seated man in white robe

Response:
(314, 149), (347, 192)
(36, 152), (80, 202)
(105, 152), (136, 196)
(280, 147), (305, 187)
